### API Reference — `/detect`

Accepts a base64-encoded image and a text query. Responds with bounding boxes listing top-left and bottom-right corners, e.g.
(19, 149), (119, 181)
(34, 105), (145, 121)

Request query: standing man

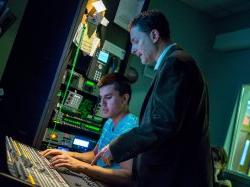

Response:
(92, 10), (213, 187)
(41, 73), (138, 186)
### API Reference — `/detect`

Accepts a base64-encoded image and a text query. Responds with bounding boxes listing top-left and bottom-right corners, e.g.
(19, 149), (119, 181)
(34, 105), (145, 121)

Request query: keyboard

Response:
(5, 136), (101, 187)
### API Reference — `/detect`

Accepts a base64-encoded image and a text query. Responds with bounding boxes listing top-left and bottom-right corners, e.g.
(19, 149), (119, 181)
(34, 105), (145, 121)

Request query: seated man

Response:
(40, 73), (138, 186)
(211, 147), (232, 187)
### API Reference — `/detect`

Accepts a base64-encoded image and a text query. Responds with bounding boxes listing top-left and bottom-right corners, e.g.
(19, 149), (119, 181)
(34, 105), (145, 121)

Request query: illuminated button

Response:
(50, 133), (58, 140)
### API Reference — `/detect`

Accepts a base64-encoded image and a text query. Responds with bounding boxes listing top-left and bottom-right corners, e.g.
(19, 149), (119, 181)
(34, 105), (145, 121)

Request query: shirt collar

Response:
(154, 43), (177, 70)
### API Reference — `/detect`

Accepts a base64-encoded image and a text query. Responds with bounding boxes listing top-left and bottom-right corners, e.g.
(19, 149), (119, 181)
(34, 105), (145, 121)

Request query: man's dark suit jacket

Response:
(110, 45), (213, 187)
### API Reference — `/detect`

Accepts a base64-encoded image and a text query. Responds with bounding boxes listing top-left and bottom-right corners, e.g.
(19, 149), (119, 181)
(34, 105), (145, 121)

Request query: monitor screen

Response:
(98, 50), (109, 64)
(73, 138), (89, 148)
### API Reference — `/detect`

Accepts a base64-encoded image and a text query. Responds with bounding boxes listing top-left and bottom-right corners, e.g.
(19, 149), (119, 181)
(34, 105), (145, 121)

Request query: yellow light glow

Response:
(50, 133), (57, 140)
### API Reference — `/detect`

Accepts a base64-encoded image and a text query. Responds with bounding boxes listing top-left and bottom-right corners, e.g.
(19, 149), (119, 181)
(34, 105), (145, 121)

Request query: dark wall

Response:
(0, 0), (81, 145)
(204, 10), (250, 146)
(0, 0), (28, 81)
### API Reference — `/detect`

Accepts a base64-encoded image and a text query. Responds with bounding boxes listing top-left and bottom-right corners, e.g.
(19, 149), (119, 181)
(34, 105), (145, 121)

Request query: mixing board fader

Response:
(5, 136), (102, 187)
(6, 136), (70, 187)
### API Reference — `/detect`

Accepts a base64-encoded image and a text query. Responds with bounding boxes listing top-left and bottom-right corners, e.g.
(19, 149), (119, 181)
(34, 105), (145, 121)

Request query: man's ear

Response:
(150, 29), (160, 43)
(123, 94), (130, 105)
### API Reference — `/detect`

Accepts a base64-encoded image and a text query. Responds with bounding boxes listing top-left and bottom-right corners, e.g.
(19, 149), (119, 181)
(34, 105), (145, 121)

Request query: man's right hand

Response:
(39, 149), (65, 158)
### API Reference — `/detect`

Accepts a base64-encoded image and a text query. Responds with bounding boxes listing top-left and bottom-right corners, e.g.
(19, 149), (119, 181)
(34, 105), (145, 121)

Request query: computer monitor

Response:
(0, 0), (16, 38)
(97, 50), (109, 64)
(73, 138), (90, 148)
(0, 0), (7, 15)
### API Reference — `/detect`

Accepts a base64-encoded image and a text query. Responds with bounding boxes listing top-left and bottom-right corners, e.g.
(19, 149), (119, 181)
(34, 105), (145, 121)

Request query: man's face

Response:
(130, 26), (157, 65)
(99, 84), (128, 119)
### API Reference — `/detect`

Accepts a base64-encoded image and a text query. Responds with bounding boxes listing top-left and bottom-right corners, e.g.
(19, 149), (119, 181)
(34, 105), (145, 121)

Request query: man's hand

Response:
(50, 153), (86, 172)
(91, 145), (113, 166)
(39, 149), (65, 158)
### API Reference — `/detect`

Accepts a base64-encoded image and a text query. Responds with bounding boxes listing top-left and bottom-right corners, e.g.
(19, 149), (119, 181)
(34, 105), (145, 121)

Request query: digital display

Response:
(73, 138), (89, 148)
(240, 140), (250, 166)
(98, 51), (109, 64)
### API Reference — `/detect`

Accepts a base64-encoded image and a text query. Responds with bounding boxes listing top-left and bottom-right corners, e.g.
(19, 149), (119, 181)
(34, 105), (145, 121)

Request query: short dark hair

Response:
(211, 147), (228, 170)
(97, 73), (132, 104)
(129, 10), (170, 41)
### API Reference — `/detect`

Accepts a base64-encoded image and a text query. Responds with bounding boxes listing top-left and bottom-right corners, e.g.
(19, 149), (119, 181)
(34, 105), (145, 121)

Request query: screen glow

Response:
(98, 51), (109, 63)
(73, 138), (89, 148)
(240, 140), (250, 166)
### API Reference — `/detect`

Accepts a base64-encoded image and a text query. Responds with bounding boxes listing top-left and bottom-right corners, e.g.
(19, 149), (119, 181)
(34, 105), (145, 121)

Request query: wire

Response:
(47, 24), (86, 148)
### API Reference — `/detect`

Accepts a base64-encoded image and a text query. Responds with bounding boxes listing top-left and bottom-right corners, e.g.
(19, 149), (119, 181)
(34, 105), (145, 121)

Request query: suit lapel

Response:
(139, 76), (156, 123)
(139, 44), (183, 124)
(157, 44), (182, 70)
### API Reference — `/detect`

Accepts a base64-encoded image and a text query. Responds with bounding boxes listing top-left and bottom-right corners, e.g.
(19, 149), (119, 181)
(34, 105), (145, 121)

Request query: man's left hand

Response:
(50, 153), (86, 172)
(91, 145), (113, 166)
